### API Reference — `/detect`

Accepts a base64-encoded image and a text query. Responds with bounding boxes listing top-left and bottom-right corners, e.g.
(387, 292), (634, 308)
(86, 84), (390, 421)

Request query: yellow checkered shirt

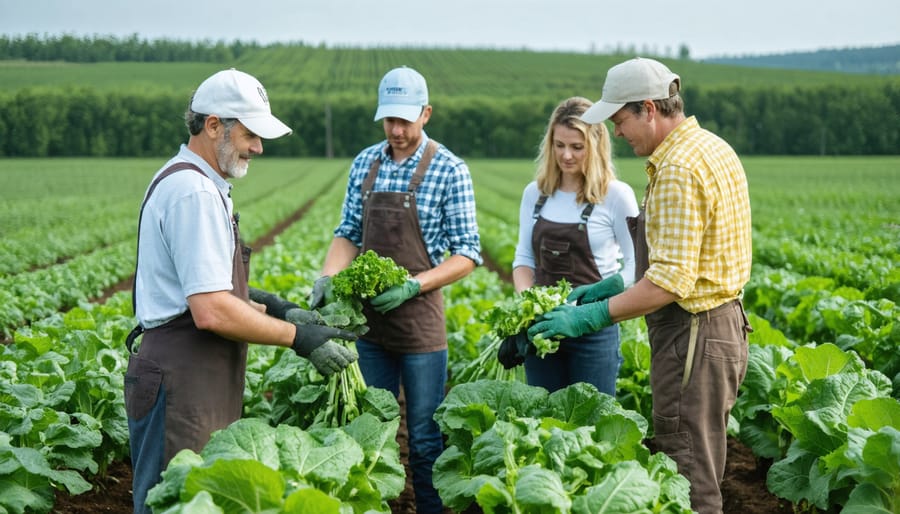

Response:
(642, 116), (752, 313)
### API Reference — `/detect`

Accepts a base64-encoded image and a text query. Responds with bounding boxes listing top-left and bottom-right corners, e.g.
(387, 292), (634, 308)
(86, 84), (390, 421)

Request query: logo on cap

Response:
(384, 86), (408, 96)
(257, 86), (269, 105)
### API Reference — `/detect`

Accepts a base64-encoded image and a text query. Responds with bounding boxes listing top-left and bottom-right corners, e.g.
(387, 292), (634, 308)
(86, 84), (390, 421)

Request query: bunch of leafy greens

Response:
(146, 416), (405, 513)
(482, 279), (572, 357)
(307, 250), (410, 427)
(244, 346), (400, 430)
(331, 250), (410, 300)
(432, 380), (693, 513)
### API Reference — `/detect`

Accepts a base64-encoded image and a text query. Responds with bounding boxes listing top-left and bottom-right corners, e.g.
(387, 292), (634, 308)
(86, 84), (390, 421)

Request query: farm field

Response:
(1, 156), (898, 513)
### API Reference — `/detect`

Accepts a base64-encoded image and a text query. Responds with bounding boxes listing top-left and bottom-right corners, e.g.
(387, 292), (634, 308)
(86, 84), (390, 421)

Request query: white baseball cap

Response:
(374, 66), (429, 122)
(581, 57), (681, 123)
(191, 68), (292, 139)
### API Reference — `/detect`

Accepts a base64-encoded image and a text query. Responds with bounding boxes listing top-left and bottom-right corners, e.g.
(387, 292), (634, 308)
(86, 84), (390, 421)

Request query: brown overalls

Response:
(356, 140), (448, 513)
(359, 140), (446, 353)
(531, 195), (603, 287)
(628, 197), (749, 514)
(530, 195), (623, 395)
(125, 162), (250, 464)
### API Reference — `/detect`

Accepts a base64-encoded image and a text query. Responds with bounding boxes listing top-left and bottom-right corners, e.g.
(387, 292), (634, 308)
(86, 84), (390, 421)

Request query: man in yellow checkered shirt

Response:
(529, 57), (752, 514)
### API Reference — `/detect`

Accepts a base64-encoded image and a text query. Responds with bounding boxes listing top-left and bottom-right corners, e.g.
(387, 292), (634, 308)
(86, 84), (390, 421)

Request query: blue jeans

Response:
(356, 339), (447, 514)
(128, 387), (167, 514)
(524, 324), (622, 395)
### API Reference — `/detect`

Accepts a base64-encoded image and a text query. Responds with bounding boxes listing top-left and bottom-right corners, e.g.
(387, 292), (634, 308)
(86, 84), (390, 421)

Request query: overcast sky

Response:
(2, 0), (898, 59)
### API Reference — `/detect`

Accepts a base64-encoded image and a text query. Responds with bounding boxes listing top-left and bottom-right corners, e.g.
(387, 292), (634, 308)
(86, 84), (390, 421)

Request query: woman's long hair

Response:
(535, 96), (616, 204)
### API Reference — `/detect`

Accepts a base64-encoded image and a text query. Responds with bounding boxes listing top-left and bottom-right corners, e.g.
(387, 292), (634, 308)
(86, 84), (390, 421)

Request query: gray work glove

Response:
(291, 323), (358, 376)
(250, 287), (299, 320)
(284, 307), (325, 325)
(308, 276), (332, 310)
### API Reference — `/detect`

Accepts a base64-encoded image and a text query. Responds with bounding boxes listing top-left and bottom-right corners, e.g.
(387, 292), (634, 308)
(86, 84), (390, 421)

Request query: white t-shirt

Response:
(134, 145), (236, 328)
(513, 179), (640, 286)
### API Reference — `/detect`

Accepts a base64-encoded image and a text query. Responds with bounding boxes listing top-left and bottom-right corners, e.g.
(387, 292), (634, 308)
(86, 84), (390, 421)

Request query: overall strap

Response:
(532, 195), (549, 219)
(362, 140), (439, 202)
(131, 162), (208, 315)
(406, 140), (438, 193)
(578, 203), (595, 231)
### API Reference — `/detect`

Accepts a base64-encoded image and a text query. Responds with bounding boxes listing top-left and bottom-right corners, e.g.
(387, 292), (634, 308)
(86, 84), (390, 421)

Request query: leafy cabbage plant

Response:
(735, 341), (899, 512)
(432, 379), (694, 513)
(146, 415), (405, 513)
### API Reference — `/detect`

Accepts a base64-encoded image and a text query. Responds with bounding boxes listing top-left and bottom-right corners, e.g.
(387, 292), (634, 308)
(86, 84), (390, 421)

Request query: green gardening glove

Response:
(567, 274), (625, 305)
(291, 323), (358, 376)
(250, 287), (300, 320)
(370, 278), (420, 314)
(528, 299), (612, 341)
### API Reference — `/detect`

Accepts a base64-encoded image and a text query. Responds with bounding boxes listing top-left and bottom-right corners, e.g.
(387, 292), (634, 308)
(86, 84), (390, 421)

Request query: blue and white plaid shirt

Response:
(334, 133), (482, 266)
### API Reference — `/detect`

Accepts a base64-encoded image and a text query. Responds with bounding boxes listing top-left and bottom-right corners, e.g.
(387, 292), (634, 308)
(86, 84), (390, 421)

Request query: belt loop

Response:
(682, 315), (699, 391)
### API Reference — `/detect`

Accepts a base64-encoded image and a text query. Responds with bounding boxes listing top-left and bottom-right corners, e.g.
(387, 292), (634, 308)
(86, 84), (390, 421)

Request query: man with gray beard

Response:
(124, 69), (358, 513)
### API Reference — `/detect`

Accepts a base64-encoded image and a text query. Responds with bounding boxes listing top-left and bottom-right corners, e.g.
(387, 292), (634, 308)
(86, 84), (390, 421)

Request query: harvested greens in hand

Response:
(482, 279), (572, 356)
(332, 249), (409, 300)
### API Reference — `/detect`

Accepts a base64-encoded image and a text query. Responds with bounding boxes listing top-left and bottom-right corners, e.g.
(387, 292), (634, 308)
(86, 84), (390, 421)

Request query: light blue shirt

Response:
(134, 145), (235, 328)
(513, 180), (639, 286)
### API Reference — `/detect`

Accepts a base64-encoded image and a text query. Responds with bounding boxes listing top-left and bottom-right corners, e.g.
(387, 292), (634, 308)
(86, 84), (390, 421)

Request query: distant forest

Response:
(703, 45), (900, 75)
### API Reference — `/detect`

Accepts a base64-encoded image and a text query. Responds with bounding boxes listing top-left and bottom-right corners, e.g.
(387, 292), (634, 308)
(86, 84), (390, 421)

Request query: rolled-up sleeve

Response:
(333, 156), (368, 246)
(442, 162), (482, 265)
(644, 163), (706, 298)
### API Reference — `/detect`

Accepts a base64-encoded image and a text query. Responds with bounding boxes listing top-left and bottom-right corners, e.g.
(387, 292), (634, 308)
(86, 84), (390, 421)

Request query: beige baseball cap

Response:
(191, 68), (292, 139)
(581, 57), (681, 123)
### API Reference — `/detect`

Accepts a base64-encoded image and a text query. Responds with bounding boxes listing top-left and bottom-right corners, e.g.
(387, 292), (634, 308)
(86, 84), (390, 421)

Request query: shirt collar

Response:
(177, 144), (233, 198)
(646, 116), (698, 181)
(381, 131), (430, 166)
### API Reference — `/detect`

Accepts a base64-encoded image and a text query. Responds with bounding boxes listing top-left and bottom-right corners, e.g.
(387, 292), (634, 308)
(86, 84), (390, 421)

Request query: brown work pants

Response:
(646, 300), (749, 514)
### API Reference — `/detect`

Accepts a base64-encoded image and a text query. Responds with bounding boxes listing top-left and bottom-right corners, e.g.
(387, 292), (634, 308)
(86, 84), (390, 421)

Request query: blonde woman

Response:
(498, 96), (638, 395)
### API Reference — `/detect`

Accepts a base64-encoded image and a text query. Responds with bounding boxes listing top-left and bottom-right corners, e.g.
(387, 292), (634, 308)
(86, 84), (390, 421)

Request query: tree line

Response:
(1, 34), (896, 157)
(0, 33), (265, 63)
(0, 84), (897, 158)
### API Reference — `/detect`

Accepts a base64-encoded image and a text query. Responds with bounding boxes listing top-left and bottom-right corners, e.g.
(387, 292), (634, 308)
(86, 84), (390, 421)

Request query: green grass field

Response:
(2, 46), (893, 100)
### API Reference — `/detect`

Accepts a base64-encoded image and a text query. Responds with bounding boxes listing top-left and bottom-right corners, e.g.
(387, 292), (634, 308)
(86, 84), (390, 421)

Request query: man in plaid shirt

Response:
(530, 57), (752, 514)
(311, 66), (481, 514)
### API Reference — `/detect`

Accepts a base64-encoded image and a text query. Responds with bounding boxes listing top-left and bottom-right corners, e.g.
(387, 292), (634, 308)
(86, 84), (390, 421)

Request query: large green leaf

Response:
(572, 461), (660, 514)
(847, 397), (900, 430)
(766, 446), (832, 509)
(202, 419), (280, 469)
(340, 414), (404, 499)
(183, 459), (284, 513)
(283, 487), (341, 514)
(773, 373), (882, 455)
(277, 424), (363, 489)
(515, 464), (572, 513)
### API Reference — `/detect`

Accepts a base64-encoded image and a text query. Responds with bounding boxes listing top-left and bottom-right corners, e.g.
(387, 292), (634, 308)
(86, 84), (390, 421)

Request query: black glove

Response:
(249, 287), (299, 320)
(291, 323), (358, 376)
(308, 276), (332, 310)
(497, 330), (531, 369)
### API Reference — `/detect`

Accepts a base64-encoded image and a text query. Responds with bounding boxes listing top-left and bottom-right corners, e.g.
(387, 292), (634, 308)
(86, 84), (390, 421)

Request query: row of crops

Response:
(1, 156), (898, 513)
